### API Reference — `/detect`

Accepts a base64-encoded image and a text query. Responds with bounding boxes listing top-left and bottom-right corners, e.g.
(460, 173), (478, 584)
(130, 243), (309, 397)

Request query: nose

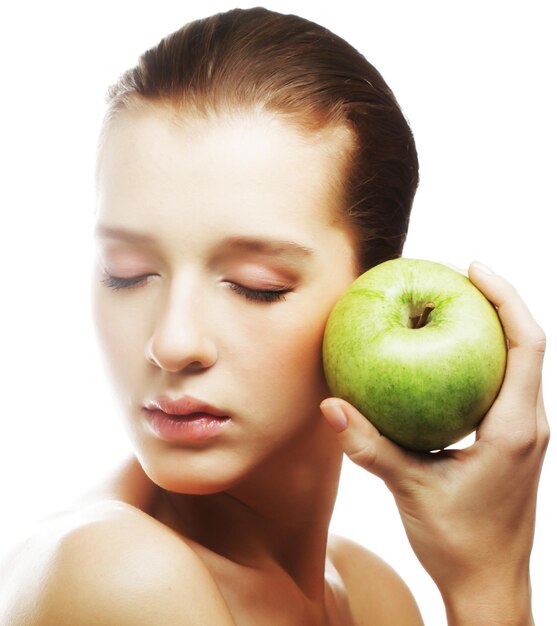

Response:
(145, 288), (218, 373)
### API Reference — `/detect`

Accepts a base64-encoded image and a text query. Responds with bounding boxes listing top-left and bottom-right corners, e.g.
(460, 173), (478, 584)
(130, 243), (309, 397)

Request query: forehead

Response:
(95, 105), (354, 245)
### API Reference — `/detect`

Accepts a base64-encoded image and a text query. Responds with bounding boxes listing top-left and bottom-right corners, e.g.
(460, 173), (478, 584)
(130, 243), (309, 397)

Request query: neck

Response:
(155, 421), (344, 599)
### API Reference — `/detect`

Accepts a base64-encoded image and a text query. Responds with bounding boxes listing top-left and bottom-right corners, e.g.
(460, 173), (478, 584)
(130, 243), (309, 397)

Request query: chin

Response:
(136, 450), (246, 496)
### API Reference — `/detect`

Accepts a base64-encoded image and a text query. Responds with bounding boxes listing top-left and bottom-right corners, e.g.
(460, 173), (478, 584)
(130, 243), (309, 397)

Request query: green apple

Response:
(322, 258), (507, 451)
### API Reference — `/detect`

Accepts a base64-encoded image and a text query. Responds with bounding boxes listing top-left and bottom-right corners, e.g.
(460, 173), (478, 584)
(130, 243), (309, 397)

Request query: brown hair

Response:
(98, 7), (419, 272)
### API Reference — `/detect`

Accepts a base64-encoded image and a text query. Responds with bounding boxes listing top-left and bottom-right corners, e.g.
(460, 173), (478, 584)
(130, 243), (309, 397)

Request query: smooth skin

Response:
(0, 106), (547, 625)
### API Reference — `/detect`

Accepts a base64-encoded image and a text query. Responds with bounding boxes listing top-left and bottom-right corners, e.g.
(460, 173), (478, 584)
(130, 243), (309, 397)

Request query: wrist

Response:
(441, 572), (534, 626)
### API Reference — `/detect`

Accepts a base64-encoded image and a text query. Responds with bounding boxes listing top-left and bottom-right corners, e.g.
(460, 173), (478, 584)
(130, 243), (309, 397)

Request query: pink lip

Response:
(145, 395), (228, 417)
(143, 395), (231, 443)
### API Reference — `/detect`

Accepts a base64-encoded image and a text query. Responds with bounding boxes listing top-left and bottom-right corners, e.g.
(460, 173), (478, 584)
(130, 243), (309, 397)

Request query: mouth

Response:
(161, 411), (229, 421)
(142, 395), (231, 443)
(145, 394), (229, 418)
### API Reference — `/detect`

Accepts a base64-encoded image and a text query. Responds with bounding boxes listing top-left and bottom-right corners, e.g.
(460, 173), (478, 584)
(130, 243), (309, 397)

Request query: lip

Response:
(143, 395), (231, 443)
(145, 395), (229, 418)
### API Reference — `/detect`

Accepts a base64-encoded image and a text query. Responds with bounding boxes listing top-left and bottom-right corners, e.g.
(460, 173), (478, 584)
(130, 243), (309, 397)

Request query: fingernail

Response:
(472, 260), (496, 275)
(320, 401), (348, 433)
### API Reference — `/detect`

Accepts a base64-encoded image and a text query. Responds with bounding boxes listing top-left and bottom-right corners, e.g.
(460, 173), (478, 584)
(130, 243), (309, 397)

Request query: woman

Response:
(0, 7), (547, 625)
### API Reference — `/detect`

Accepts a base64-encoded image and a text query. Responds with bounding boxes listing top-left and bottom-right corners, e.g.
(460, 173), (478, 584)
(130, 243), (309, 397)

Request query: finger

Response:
(468, 262), (546, 439)
(468, 260), (545, 349)
(468, 262), (545, 403)
(320, 397), (416, 486)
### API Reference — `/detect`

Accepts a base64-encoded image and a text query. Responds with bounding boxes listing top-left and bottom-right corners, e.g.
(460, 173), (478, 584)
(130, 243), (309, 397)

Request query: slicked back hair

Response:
(98, 7), (419, 272)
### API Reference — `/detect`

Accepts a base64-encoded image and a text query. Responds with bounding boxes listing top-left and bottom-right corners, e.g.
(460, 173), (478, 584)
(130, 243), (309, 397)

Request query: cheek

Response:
(281, 317), (328, 380)
(91, 287), (147, 386)
(231, 303), (331, 402)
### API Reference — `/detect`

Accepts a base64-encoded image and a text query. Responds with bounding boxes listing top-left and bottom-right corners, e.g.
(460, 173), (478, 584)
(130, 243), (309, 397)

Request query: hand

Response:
(321, 261), (549, 624)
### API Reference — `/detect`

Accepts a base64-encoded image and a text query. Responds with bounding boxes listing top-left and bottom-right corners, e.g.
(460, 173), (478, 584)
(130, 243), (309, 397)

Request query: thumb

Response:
(320, 397), (415, 486)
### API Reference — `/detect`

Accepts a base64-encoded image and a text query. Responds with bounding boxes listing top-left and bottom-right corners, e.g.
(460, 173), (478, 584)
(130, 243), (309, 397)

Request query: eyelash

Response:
(228, 282), (289, 303)
(100, 274), (150, 291)
(100, 274), (289, 303)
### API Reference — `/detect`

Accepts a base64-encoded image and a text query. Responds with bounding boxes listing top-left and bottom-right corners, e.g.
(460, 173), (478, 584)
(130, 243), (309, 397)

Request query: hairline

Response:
(94, 96), (358, 232)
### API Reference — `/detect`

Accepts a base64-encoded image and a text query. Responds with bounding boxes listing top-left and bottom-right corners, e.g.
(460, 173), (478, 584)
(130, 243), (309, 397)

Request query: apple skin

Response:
(322, 259), (507, 451)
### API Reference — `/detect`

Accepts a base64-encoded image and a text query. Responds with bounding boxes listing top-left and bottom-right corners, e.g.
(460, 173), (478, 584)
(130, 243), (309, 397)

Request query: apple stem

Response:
(410, 302), (436, 329)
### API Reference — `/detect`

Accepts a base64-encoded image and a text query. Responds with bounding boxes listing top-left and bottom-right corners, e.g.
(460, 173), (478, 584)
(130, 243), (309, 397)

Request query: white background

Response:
(1, 1), (555, 623)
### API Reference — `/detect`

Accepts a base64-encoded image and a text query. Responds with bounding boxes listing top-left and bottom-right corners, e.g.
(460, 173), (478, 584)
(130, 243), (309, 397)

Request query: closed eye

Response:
(100, 274), (152, 291)
(228, 282), (290, 303)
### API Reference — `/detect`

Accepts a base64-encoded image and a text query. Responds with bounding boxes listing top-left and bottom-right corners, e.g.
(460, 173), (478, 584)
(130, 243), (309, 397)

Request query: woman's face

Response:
(92, 106), (358, 493)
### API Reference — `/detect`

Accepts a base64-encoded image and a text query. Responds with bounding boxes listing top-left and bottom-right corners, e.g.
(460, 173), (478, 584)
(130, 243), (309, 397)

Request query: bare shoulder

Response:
(0, 500), (236, 626)
(328, 534), (424, 626)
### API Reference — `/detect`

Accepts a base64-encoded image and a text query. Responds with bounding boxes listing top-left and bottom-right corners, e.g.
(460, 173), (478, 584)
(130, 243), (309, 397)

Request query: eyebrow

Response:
(94, 224), (156, 244)
(217, 235), (314, 259)
(93, 225), (314, 259)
